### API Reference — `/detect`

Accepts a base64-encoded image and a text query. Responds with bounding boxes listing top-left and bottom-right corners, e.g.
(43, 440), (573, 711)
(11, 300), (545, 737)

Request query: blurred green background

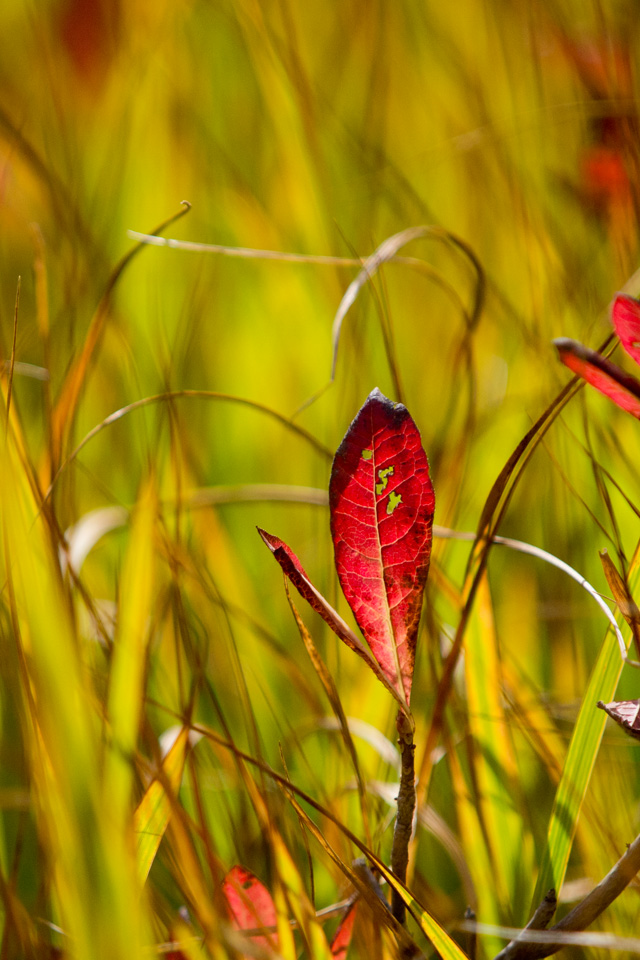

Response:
(2, 1), (640, 957)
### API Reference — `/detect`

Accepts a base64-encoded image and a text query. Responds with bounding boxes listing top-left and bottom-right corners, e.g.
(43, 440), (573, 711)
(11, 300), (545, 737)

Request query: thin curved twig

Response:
(434, 525), (635, 667)
(43, 393), (333, 507)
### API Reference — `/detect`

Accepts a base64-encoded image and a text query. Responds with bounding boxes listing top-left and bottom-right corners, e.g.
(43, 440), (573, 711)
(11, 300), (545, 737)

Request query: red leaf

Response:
(554, 337), (640, 418)
(257, 528), (401, 701)
(612, 294), (640, 366)
(222, 865), (279, 955)
(598, 699), (640, 739)
(329, 388), (435, 708)
(330, 902), (358, 960)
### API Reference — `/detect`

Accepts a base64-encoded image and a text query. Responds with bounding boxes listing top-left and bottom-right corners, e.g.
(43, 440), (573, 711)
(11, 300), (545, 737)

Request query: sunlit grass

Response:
(1, 1), (640, 958)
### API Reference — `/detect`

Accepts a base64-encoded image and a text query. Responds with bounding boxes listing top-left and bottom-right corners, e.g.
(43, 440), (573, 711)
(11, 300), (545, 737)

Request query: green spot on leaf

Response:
(362, 448), (373, 460)
(375, 466), (394, 495)
(387, 491), (402, 515)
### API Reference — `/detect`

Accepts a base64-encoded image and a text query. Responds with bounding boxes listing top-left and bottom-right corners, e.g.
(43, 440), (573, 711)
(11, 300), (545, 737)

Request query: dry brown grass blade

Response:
(281, 791), (421, 959)
(472, 384), (578, 565)
(193, 722), (382, 857)
(50, 201), (192, 465)
(417, 380), (581, 804)
(600, 548), (640, 659)
(468, 263), (640, 583)
(283, 580), (372, 848)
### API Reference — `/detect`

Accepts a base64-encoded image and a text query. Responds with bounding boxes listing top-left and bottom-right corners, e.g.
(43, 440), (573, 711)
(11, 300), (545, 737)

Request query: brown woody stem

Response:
(391, 711), (416, 925)
(494, 833), (640, 959)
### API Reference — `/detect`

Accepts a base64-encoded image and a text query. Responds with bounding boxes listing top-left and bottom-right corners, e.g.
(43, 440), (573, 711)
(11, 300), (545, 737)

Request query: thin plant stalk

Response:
(390, 713), (417, 925)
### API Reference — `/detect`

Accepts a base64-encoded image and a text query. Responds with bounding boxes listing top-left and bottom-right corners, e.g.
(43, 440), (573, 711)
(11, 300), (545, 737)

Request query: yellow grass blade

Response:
(105, 475), (157, 826)
(373, 860), (469, 960)
(1, 419), (151, 959)
(134, 726), (191, 884)
(465, 573), (530, 919)
(282, 782), (467, 960)
(271, 830), (333, 960)
(247, 780), (332, 960)
(446, 730), (499, 953)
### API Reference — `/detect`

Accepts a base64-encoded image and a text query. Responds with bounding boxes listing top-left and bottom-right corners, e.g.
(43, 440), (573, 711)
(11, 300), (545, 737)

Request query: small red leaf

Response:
(554, 337), (640, 418)
(598, 699), (640, 739)
(222, 865), (279, 954)
(257, 528), (400, 701)
(329, 388), (435, 707)
(330, 902), (358, 960)
(612, 294), (640, 366)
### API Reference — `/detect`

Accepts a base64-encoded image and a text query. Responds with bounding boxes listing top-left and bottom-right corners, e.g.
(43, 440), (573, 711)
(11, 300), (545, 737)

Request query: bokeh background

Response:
(2, 1), (640, 957)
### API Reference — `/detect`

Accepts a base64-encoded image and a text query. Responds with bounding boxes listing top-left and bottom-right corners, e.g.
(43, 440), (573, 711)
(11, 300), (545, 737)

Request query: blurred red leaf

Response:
(612, 294), (640, 366)
(581, 147), (630, 209)
(330, 902), (358, 960)
(329, 388), (435, 707)
(58, 0), (120, 91)
(222, 865), (279, 955)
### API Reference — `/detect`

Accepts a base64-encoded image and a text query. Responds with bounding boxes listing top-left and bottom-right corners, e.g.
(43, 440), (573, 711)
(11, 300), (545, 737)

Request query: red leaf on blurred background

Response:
(259, 389), (434, 712)
(257, 527), (402, 703)
(555, 295), (640, 419)
(554, 337), (640, 418)
(329, 388), (435, 707)
(330, 902), (358, 960)
(222, 865), (279, 955)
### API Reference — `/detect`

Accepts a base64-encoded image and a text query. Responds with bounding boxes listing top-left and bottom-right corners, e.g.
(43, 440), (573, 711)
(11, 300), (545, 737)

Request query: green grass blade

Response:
(531, 616), (632, 908)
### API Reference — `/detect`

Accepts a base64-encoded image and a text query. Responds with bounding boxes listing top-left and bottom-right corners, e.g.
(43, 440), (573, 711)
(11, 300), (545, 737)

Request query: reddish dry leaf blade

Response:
(257, 527), (400, 698)
(612, 294), (640, 366)
(599, 549), (640, 658)
(222, 865), (279, 954)
(554, 337), (640, 418)
(330, 902), (358, 960)
(329, 388), (435, 707)
(598, 699), (640, 740)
